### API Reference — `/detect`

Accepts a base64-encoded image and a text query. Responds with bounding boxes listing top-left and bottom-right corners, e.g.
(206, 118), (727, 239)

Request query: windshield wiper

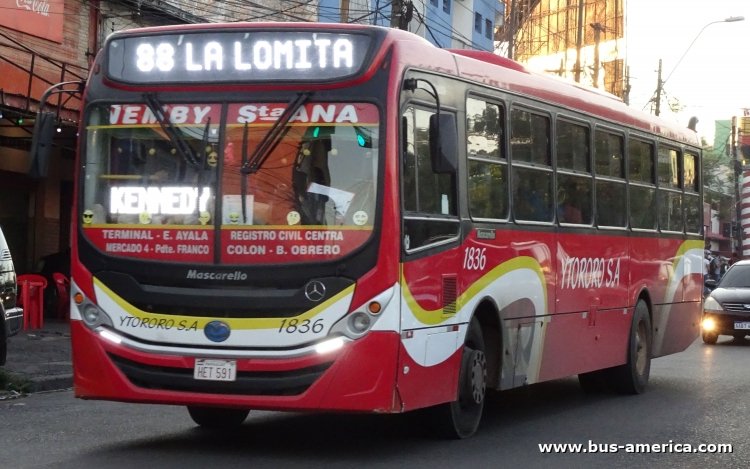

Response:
(144, 93), (201, 168)
(241, 91), (311, 175)
(241, 122), (250, 223)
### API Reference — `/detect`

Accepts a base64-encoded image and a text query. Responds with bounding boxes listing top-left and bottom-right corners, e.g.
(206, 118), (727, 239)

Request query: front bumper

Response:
(71, 320), (402, 412)
(4, 307), (23, 336)
(702, 311), (750, 336)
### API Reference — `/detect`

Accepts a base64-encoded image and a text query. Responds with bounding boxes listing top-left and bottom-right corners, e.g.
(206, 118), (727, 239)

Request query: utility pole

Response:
(508, 0), (517, 60)
(340, 0), (349, 23)
(654, 59), (663, 116)
(574, 0), (585, 83)
(733, 116), (742, 257)
(623, 65), (631, 104)
(590, 22), (605, 88)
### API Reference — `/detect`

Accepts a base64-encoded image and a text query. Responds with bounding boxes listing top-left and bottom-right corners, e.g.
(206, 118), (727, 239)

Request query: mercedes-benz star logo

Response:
(304, 280), (326, 302)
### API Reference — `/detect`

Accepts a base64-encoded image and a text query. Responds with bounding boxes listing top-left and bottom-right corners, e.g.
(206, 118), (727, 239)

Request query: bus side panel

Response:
(396, 341), (462, 411)
(633, 238), (703, 357)
(536, 308), (631, 382)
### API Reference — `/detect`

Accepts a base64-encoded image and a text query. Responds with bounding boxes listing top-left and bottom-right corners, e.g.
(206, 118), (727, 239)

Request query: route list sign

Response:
(83, 226), (372, 263)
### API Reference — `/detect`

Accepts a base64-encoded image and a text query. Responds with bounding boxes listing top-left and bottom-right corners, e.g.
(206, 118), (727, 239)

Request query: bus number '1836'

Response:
(463, 247), (487, 271)
(278, 318), (325, 334)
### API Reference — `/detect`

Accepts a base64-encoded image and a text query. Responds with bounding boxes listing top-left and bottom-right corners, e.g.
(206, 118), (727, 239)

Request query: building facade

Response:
(500, 0), (625, 100)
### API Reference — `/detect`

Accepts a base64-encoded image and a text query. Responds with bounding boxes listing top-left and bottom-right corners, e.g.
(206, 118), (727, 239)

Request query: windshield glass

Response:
(81, 101), (379, 265)
(718, 264), (750, 288)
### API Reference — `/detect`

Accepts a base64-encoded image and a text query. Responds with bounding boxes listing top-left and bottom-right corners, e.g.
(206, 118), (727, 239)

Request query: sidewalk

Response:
(1, 320), (73, 393)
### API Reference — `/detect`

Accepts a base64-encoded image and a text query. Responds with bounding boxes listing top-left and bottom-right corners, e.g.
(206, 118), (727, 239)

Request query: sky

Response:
(625, 0), (750, 145)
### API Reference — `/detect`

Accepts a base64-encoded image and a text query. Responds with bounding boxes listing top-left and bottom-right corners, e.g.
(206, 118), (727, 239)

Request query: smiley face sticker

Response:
(82, 209), (94, 225)
(352, 211), (369, 226)
(139, 212), (152, 224)
(286, 211), (301, 225)
(198, 211), (211, 225)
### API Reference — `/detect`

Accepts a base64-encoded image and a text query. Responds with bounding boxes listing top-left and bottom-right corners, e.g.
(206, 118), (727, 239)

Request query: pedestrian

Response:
(709, 254), (721, 281)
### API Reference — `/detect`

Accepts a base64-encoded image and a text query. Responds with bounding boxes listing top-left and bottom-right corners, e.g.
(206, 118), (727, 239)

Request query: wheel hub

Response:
(467, 349), (487, 404)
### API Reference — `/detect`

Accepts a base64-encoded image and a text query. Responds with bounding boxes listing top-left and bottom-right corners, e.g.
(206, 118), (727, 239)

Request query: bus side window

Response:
(593, 129), (625, 227)
(628, 139), (657, 230)
(402, 106), (459, 251)
(657, 147), (683, 232)
(683, 151), (701, 234)
(466, 96), (507, 220)
(511, 108), (552, 223)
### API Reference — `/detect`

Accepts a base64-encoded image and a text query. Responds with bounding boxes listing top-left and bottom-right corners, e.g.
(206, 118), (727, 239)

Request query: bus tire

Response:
(430, 317), (487, 439)
(187, 406), (249, 428)
(609, 300), (652, 394)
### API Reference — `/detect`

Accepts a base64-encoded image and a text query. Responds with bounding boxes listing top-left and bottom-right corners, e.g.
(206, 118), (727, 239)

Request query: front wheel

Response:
(187, 406), (249, 428)
(609, 300), (652, 394)
(430, 317), (487, 439)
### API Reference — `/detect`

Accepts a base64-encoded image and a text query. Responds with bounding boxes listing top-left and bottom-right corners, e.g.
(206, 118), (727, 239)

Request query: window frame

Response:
(555, 115), (593, 227)
(656, 144), (684, 233)
(510, 104), (553, 225)
(466, 94), (508, 222)
(400, 102), (460, 255)
(626, 136), (657, 232)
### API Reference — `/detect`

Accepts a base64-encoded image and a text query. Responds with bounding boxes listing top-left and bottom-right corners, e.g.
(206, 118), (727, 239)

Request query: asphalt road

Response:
(1, 336), (748, 469)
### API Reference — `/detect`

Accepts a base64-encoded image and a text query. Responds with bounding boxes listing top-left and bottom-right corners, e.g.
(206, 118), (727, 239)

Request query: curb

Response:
(27, 374), (74, 393)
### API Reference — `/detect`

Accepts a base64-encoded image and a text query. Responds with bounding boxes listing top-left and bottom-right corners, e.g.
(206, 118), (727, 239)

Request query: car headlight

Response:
(703, 296), (723, 313)
(702, 317), (717, 332)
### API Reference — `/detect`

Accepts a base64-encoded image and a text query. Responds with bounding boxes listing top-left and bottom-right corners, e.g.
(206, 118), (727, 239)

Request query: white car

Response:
(0, 226), (22, 366)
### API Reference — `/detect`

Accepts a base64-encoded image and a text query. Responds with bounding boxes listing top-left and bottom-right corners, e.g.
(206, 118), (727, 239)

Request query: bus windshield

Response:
(81, 101), (379, 264)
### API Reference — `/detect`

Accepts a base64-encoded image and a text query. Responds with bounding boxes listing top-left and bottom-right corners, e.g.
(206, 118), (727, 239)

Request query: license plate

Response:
(194, 359), (237, 382)
(734, 322), (750, 330)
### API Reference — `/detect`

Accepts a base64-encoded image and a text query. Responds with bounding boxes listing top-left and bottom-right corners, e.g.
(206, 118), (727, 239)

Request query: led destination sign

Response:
(107, 30), (373, 83)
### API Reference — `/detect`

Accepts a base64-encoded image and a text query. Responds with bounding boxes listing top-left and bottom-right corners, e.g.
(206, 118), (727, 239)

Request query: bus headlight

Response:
(349, 312), (372, 333)
(78, 301), (114, 329)
(83, 304), (100, 323)
(329, 286), (395, 340)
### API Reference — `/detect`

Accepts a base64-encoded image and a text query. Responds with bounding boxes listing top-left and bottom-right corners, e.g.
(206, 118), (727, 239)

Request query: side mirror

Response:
(29, 111), (57, 178)
(705, 277), (717, 291)
(429, 113), (458, 174)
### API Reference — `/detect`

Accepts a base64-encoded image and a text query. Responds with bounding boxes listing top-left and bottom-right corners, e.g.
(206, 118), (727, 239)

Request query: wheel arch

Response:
(633, 287), (653, 331)
(471, 297), (501, 389)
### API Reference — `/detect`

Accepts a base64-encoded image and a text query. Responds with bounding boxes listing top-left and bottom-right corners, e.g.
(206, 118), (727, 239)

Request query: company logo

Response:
(204, 321), (231, 342)
(304, 280), (326, 302)
(186, 269), (248, 281)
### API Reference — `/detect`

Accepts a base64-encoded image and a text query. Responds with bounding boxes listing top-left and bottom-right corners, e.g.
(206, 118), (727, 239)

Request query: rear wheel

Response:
(702, 331), (718, 345)
(609, 300), (651, 394)
(430, 317), (486, 439)
(187, 406), (249, 428)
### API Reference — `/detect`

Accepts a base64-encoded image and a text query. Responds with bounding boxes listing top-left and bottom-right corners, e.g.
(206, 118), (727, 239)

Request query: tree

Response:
(702, 140), (734, 220)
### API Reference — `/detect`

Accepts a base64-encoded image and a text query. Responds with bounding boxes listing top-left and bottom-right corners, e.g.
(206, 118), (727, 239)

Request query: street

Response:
(1, 337), (748, 469)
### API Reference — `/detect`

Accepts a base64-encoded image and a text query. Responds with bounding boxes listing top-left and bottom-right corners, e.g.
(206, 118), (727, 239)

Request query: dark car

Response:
(0, 226), (23, 365)
(702, 259), (750, 344)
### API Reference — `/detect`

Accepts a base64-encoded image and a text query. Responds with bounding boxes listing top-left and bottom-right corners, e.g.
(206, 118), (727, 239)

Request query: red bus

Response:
(42, 23), (703, 438)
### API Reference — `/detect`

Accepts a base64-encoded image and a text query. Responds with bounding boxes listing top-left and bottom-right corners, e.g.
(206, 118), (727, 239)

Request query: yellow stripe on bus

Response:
(93, 276), (353, 330)
(402, 256), (547, 326)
